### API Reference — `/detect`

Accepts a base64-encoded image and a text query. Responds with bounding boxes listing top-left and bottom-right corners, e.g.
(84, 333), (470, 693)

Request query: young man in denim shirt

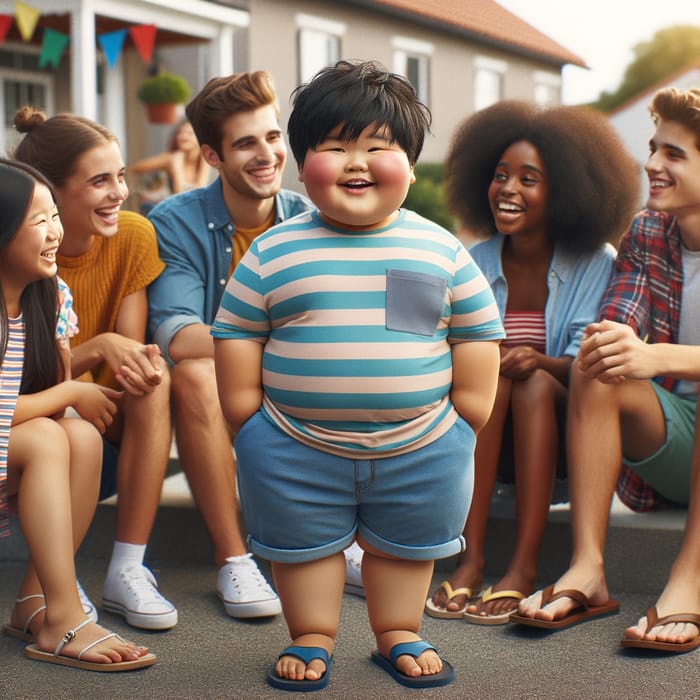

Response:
(147, 72), (310, 619)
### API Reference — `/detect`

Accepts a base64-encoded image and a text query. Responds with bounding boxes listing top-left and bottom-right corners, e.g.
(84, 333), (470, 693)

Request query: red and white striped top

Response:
(502, 310), (546, 353)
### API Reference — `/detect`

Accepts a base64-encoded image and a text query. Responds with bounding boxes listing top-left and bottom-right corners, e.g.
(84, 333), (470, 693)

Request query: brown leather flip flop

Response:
(509, 584), (619, 629)
(620, 606), (700, 653)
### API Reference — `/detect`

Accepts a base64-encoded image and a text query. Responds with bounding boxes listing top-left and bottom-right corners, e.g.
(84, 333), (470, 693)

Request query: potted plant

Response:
(137, 71), (191, 124)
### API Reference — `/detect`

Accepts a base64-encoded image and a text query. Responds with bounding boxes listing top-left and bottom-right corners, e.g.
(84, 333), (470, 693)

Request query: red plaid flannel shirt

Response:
(598, 210), (684, 511)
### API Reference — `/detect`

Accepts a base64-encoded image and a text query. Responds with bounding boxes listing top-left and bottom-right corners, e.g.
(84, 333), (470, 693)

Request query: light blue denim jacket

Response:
(147, 178), (311, 364)
(469, 233), (616, 358)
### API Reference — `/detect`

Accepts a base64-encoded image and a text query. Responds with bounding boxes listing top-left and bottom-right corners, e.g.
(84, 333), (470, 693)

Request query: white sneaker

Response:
(343, 542), (365, 597)
(217, 554), (281, 618)
(76, 580), (98, 623)
(102, 565), (178, 630)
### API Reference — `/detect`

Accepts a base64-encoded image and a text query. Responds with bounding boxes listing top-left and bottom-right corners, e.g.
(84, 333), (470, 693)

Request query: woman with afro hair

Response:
(425, 101), (639, 624)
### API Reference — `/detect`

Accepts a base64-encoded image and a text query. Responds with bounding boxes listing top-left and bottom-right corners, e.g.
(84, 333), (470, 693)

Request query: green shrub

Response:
(403, 163), (455, 232)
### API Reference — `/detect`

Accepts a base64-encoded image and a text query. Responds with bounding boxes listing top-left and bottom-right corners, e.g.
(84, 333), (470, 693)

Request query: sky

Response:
(496, 0), (699, 104)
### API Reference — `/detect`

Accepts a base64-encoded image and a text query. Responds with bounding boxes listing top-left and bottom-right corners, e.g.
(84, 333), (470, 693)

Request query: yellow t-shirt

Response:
(56, 210), (165, 388)
(229, 209), (276, 278)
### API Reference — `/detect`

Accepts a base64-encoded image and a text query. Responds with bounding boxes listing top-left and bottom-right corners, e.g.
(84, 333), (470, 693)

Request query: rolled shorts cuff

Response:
(358, 526), (466, 561)
(247, 529), (357, 564)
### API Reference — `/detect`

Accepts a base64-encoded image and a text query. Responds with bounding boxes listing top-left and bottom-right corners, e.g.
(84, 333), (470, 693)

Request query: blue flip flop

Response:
(371, 640), (454, 688)
(267, 645), (332, 692)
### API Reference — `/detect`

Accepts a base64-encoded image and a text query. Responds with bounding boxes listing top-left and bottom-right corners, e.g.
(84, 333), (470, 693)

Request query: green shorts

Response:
(622, 382), (697, 504)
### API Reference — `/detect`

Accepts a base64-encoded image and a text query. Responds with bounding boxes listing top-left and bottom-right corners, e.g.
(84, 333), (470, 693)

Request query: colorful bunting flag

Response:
(129, 23), (157, 64)
(15, 1), (39, 42)
(39, 27), (68, 69)
(8, 4), (162, 73)
(98, 28), (128, 70)
(0, 14), (12, 44)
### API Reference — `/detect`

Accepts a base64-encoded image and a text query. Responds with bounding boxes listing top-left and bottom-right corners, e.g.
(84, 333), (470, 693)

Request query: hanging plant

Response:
(137, 72), (191, 124)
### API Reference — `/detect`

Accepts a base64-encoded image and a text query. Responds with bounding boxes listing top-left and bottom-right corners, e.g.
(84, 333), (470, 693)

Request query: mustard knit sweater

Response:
(57, 210), (164, 388)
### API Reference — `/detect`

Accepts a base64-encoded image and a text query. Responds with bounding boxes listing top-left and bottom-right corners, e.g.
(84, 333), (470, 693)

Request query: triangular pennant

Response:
(14, 1), (39, 42)
(0, 15), (12, 44)
(98, 28), (128, 70)
(39, 27), (69, 69)
(129, 23), (156, 64)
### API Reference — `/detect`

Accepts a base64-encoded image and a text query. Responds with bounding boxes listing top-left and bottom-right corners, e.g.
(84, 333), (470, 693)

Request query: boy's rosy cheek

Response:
(373, 155), (414, 187)
(300, 156), (330, 186)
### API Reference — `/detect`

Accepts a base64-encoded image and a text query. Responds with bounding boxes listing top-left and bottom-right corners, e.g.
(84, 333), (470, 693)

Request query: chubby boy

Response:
(212, 60), (504, 690)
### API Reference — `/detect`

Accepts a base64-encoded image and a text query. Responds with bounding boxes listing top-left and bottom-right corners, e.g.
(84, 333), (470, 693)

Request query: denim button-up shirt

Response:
(469, 233), (615, 359)
(147, 178), (311, 364)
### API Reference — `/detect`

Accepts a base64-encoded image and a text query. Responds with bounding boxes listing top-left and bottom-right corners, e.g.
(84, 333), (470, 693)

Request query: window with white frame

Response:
(473, 55), (507, 111)
(392, 36), (433, 105)
(296, 14), (345, 85)
(533, 70), (561, 107)
(0, 47), (54, 156)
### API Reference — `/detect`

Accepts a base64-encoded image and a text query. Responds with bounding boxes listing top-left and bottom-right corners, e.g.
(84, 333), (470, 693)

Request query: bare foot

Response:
(516, 565), (609, 622)
(465, 572), (535, 618)
(624, 609), (700, 646)
(378, 633), (444, 678)
(275, 655), (327, 681)
(624, 580), (700, 645)
(428, 564), (482, 613)
(36, 619), (149, 664)
(274, 634), (333, 682)
(395, 647), (442, 677)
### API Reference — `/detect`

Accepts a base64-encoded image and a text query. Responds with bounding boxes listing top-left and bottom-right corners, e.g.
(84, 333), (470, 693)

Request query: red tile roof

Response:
(362, 0), (586, 68)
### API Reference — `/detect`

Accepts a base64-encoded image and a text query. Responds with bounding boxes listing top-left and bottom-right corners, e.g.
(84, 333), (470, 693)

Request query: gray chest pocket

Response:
(385, 269), (447, 337)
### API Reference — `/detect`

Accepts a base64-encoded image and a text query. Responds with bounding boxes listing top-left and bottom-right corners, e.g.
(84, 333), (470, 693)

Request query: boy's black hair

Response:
(288, 60), (431, 166)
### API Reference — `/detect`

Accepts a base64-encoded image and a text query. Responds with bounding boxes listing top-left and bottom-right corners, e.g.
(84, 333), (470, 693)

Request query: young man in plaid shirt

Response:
(513, 87), (700, 653)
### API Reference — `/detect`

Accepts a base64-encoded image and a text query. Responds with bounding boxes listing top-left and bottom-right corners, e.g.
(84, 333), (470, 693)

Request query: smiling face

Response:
(53, 140), (127, 246)
(205, 104), (286, 204)
(487, 140), (549, 239)
(298, 123), (415, 230)
(646, 118), (700, 218)
(1, 181), (63, 298)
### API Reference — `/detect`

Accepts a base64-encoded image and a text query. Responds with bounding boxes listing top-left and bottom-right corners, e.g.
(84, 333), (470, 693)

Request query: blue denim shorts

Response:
(622, 382), (697, 504)
(233, 411), (474, 563)
(99, 437), (119, 502)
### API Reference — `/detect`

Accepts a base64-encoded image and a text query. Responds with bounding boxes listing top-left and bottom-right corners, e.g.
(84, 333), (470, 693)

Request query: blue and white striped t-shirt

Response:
(212, 209), (504, 457)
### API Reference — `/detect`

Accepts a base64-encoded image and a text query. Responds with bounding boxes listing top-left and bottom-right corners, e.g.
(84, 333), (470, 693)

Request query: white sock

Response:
(106, 541), (147, 580)
(223, 553), (252, 566)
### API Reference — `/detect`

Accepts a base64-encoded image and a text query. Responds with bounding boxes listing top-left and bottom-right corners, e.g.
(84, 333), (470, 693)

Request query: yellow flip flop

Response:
(425, 581), (481, 619)
(463, 586), (526, 625)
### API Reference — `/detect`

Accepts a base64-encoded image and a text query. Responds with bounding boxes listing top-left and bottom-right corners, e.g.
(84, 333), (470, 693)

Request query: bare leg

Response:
(172, 359), (247, 564)
(624, 403), (700, 644)
(8, 418), (149, 663)
(361, 539), (442, 677)
(430, 377), (511, 612)
(11, 416), (102, 634)
(270, 553), (345, 681)
(518, 364), (665, 621)
(111, 364), (171, 545)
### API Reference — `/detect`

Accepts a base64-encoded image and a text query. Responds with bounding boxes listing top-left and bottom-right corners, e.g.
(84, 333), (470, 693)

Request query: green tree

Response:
(595, 25), (700, 112)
